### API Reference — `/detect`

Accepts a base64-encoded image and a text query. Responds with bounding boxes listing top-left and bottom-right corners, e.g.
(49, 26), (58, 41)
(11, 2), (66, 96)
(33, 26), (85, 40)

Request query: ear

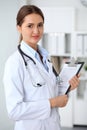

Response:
(16, 25), (22, 33)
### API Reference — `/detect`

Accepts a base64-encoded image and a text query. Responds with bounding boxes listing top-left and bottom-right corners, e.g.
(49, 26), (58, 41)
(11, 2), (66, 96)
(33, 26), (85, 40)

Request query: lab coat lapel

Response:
(21, 43), (55, 97)
(35, 59), (56, 98)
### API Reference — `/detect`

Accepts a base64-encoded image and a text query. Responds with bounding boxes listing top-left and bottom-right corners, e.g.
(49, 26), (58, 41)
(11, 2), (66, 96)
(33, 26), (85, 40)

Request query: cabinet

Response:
(73, 57), (87, 126)
(73, 79), (87, 125)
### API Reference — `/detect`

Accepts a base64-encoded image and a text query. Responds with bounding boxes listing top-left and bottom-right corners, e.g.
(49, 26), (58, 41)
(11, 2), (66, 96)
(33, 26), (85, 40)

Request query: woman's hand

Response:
(69, 74), (80, 91)
(49, 95), (68, 108)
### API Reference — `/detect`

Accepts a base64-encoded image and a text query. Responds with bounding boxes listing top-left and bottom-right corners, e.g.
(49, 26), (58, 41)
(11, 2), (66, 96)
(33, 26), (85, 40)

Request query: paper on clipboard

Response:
(58, 62), (84, 95)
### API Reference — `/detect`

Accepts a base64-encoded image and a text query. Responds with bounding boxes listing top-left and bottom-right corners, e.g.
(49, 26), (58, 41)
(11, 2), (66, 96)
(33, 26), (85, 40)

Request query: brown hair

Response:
(16, 5), (44, 43)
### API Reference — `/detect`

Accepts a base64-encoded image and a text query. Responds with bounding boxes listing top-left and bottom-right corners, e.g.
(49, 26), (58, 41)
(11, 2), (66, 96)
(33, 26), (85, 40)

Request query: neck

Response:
(24, 40), (38, 51)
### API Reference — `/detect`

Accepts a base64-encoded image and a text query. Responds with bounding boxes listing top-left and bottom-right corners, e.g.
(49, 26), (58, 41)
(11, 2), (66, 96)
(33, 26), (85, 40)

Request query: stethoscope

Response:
(18, 44), (63, 87)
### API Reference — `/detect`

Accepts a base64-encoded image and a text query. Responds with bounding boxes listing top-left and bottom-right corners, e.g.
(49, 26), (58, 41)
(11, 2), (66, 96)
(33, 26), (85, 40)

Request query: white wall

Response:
(0, 0), (25, 130)
(27, 0), (87, 31)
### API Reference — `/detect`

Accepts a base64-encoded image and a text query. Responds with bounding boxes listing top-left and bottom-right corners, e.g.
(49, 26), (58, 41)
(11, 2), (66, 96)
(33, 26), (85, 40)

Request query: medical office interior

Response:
(0, 0), (87, 130)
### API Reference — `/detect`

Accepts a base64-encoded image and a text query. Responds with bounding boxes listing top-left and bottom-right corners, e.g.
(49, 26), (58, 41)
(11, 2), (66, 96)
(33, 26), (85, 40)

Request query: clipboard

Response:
(59, 61), (84, 95)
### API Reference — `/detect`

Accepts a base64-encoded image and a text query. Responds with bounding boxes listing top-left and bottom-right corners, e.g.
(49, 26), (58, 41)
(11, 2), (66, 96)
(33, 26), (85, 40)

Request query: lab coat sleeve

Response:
(3, 57), (51, 121)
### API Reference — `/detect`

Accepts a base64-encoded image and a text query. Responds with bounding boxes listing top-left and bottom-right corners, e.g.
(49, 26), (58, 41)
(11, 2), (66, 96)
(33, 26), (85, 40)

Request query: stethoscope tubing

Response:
(18, 44), (63, 87)
(18, 44), (36, 66)
(18, 44), (46, 87)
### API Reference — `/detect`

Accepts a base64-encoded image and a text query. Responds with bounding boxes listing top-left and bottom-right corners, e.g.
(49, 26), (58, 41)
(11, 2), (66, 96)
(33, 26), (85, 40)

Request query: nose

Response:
(33, 26), (39, 34)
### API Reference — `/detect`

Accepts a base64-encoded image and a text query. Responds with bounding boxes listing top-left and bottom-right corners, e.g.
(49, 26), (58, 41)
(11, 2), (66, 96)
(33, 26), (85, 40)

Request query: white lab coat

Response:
(3, 42), (61, 130)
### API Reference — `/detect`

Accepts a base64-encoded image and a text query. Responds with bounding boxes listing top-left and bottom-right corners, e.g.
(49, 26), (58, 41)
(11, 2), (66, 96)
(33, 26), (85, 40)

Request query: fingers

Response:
(49, 95), (69, 108)
(69, 75), (80, 90)
(77, 73), (81, 78)
(56, 95), (68, 107)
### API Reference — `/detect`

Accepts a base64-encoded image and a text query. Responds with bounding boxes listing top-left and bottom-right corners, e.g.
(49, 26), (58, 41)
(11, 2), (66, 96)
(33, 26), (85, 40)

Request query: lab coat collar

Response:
(20, 40), (49, 59)
(20, 40), (36, 58)
(20, 40), (53, 76)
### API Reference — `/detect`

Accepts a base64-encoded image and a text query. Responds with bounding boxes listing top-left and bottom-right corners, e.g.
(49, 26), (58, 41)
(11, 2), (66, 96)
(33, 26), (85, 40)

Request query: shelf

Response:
(73, 32), (87, 57)
(41, 32), (72, 56)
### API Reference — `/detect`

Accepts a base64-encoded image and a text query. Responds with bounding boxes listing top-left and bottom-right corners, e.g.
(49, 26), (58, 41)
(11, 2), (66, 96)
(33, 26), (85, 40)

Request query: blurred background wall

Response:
(0, 0), (87, 130)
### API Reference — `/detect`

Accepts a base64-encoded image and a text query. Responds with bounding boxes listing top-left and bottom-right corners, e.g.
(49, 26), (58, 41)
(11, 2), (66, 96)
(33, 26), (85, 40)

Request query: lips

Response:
(32, 35), (40, 40)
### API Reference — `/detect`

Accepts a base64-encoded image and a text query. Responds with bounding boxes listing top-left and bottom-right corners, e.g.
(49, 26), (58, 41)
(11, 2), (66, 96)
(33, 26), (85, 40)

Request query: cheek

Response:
(22, 29), (31, 37)
(40, 29), (44, 36)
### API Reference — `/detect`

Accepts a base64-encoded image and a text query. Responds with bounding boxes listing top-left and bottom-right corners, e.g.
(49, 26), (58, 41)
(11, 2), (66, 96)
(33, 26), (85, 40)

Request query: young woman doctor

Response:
(3, 5), (80, 130)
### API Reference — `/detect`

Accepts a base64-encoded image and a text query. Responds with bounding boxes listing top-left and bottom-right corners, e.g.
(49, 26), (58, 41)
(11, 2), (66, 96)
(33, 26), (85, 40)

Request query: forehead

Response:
(24, 13), (43, 24)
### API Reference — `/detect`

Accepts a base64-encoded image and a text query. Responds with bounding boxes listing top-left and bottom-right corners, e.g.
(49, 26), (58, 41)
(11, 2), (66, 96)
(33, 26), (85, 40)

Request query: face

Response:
(17, 13), (44, 49)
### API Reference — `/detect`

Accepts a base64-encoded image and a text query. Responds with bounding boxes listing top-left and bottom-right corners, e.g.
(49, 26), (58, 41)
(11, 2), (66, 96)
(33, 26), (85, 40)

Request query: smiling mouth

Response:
(32, 36), (40, 40)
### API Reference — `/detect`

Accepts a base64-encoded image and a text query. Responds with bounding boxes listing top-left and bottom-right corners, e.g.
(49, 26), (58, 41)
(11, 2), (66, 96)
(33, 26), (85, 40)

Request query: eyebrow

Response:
(27, 22), (44, 25)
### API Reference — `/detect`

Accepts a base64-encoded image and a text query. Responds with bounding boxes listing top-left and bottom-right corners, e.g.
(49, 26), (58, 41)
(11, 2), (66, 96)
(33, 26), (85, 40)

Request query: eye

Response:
(27, 24), (33, 28)
(38, 23), (44, 28)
